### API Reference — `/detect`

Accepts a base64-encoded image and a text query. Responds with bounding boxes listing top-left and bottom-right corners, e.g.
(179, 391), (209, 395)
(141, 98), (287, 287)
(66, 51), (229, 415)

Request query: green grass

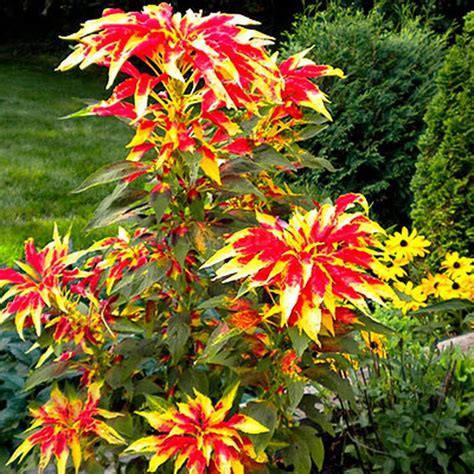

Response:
(0, 56), (132, 263)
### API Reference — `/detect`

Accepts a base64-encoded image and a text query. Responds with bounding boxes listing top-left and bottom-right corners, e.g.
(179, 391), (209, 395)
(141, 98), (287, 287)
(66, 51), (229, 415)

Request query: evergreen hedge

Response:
(280, 5), (446, 226)
(411, 12), (474, 264)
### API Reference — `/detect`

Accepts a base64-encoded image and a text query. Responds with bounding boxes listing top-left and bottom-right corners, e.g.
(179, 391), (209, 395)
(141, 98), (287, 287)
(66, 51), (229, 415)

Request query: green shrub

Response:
(280, 4), (446, 226)
(411, 12), (474, 265)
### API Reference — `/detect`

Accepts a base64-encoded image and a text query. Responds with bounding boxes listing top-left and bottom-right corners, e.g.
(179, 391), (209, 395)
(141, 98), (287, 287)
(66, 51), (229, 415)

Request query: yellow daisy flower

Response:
(437, 274), (474, 301)
(393, 281), (427, 313)
(384, 227), (430, 263)
(419, 273), (449, 299)
(441, 252), (473, 279)
(361, 331), (387, 358)
(370, 257), (407, 282)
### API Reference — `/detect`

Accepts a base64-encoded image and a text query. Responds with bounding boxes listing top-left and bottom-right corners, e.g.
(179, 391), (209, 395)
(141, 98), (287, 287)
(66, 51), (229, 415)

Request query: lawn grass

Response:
(0, 55), (132, 263)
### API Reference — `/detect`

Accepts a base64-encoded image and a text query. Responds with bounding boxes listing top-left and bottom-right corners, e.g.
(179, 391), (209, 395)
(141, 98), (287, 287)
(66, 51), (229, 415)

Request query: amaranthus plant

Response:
(1, 4), (402, 472)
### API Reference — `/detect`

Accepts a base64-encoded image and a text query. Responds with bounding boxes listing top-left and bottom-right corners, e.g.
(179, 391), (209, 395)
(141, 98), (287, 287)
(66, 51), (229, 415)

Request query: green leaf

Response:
(220, 157), (261, 176)
(311, 370), (355, 405)
(134, 379), (162, 396)
(178, 367), (209, 396)
(111, 413), (134, 438)
(105, 355), (142, 389)
(74, 161), (141, 193)
(243, 401), (278, 454)
(150, 191), (170, 224)
(145, 394), (172, 412)
(111, 318), (143, 334)
(114, 261), (167, 299)
(383, 458), (395, 474)
(355, 312), (394, 336)
(410, 298), (474, 315)
(88, 183), (148, 229)
(297, 124), (329, 141)
(196, 323), (240, 366)
(189, 198), (205, 221)
(309, 435), (324, 470)
(197, 295), (228, 310)
(253, 144), (294, 170)
(460, 450), (474, 470)
(288, 327), (310, 357)
(83, 455), (107, 474)
(24, 361), (77, 391)
(281, 428), (312, 474)
(172, 236), (190, 269)
(293, 147), (337, 173)
(286, 378), (305, 411)
(220, 176), (265, 199)
(435, 451), (449, 473)
(299, 395), (335, 436)
(295, 426), (325, 471)
(166, 313), (191, 364)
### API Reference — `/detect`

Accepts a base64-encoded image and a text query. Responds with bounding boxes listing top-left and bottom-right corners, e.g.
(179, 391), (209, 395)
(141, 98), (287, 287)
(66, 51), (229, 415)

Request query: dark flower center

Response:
(453, 262), (461, 269)
(370, 341), (379, 349)
(452, 282), (460, 290)
(400, 240), (408, 247)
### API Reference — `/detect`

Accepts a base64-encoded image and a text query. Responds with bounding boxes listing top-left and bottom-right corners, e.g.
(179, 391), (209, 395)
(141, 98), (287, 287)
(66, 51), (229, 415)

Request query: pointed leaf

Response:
(74, 161), (142, 193)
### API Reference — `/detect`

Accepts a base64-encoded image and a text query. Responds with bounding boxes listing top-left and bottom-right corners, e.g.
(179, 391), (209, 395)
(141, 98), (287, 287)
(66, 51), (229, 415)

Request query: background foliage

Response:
(411, 12), (474, 265)
(280, 4), (446, 227)
(340, 333), (474, 473)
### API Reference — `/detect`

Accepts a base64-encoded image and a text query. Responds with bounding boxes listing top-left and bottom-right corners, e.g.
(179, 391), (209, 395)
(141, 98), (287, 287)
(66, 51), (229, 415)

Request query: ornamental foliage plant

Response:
(0, 4), (410, 473)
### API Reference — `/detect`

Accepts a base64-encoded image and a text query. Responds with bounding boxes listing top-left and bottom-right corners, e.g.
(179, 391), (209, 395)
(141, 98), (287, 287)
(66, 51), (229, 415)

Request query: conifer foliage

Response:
(411, 12), (474, 265)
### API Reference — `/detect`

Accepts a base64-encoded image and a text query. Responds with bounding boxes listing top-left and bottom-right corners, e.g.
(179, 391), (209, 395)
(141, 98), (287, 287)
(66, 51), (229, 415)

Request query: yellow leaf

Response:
(215, 382), (239, 418)
(97, 408), (123, 419)
(149, 452), (169, 472)
(323, 284), (336, 316)
(174, 452), (188, 474)
(15, 311), (30, 340)
(56, 449), (69, 474)
(126, 122), (155, 148)
(299, 301), (322, 343)
(231, 459), (245, 474)
(35, 346), (55, 369)
(234, 415), (269, 434)
(221, 255), (269, 283)
(321, 308), (335, 336)
(15, 259), (39, 281)
(280, 282), (301, 325)
(192, 390), (214, 417)
(201, 244), (236, 269)
(70, 434), (82, 473)
(107, 35), (144, 88)
(126, 435), (160, 453)
(255, 211), (278, 228)
(55, 45), (86, 71)
(136, 411), (167, 431)
(7, 439), (34, 465)
(163, 51), (185, 82)
(200, 153), (221, 184)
